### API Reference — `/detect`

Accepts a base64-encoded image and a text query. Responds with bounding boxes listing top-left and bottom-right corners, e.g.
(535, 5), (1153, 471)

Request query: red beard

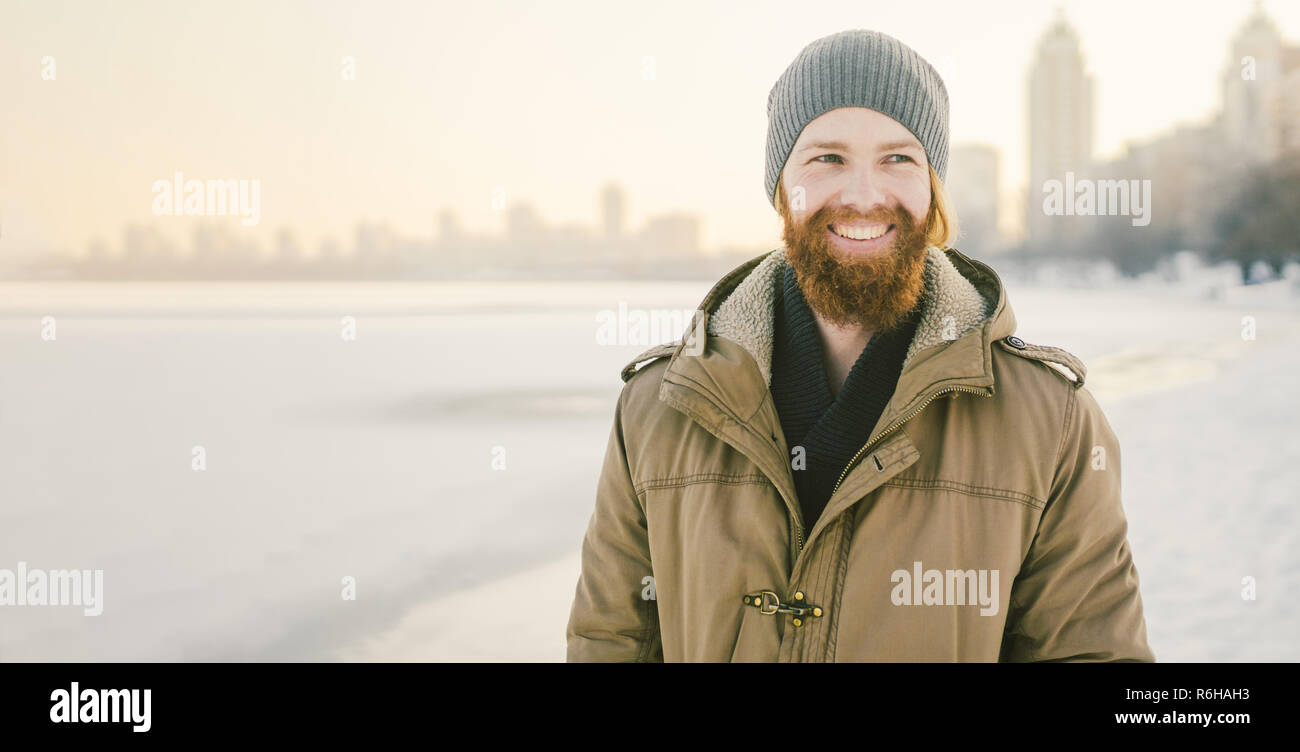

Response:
(778, 194), (931, 333)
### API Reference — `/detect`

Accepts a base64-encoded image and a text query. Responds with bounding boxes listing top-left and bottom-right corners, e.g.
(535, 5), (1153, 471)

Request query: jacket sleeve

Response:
(999, 384), (1155, 662)
(565, 385), (663, 662)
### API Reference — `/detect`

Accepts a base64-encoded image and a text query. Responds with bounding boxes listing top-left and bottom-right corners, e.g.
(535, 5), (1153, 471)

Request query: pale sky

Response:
(3, 0), (1297, 257)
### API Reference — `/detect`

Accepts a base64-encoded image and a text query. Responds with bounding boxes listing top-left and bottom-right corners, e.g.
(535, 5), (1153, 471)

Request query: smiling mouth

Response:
(828, 222), (894, 241)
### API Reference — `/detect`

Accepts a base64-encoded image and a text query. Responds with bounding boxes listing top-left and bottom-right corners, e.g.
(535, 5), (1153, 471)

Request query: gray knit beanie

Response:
(765, 29), (950, 209)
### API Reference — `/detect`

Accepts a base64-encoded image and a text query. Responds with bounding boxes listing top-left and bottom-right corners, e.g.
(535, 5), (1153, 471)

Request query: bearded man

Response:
(567, 29), (1154, 662)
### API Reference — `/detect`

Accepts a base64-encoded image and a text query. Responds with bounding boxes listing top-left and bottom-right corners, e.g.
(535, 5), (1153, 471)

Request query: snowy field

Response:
(1, 272), (1297, 661)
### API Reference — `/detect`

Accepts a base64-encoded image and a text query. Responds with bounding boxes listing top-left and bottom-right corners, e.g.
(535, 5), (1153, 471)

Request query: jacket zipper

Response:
(784, 385), (989, 663)
(828, 385), (993, 499)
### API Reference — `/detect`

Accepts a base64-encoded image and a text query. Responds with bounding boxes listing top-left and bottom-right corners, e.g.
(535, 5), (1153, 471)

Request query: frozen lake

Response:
(1, 276), (1297, 661)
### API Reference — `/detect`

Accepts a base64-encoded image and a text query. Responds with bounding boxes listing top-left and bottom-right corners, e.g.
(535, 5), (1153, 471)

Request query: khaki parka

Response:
(566, 245), (1155, 662)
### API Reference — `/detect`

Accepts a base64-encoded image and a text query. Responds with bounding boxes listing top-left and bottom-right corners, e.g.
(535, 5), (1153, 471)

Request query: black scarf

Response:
(769, 264), (922, 529)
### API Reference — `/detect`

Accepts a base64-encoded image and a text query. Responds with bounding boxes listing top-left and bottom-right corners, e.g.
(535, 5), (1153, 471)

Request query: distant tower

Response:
(505, 202), (544, 260)
(639, 213), (699, 257)
(947, 145), (1000, 254)
(437, 208), (461, 245)
(274, 228), (301, 264)
(1026, 8), (1094, 250)
(506, 203), (542, 238)
(1221, 1), (1287, 163)
(599, 182), (626, 241)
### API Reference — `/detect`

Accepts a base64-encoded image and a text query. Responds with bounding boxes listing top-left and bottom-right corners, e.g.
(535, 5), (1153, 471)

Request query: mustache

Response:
(804, 204), (916, 233)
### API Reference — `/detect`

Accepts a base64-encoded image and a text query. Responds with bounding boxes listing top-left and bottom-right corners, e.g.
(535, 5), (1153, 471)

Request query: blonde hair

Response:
(924, 165), (960, 250)
(775, 165), (960, 250)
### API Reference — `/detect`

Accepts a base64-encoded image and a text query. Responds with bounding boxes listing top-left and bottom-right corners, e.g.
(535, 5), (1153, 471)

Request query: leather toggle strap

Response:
(741, 590), (823, 619)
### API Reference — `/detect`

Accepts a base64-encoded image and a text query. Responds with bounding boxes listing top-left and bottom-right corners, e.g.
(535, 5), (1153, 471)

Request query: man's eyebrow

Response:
(797, 139), (922, 153)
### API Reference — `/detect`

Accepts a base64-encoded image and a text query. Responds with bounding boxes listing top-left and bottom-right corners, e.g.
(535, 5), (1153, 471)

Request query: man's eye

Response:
(887, 154), (915, 163)
(813, 154), (843, 164)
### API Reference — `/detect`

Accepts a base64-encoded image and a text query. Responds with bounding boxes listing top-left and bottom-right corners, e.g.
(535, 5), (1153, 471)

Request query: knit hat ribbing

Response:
(765, 29), (950, 209)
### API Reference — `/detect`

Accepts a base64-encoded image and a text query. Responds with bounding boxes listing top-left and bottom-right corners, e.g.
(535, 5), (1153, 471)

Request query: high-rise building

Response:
(599, 182), (626, 241)
(1221, 2), (1285, 163)
(437, 208), (461, 244)
(947, 145), (1001, 254)
(1279, 61), (1300, 155)
(1026, 9), (1094, 250)
(638, 213), (699, 259)
(1220, 2), (1300, 162)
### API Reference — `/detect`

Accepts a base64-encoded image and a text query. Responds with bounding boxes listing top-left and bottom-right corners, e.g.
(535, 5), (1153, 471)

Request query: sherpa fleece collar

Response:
(706, 246), (993, 387)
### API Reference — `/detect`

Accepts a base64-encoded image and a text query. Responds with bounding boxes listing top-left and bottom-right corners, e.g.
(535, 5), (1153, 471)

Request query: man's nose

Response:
(836, 166), (891, 215)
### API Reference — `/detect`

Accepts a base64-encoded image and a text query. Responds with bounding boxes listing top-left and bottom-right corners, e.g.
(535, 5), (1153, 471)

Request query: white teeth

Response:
(831, 222), (889, 240)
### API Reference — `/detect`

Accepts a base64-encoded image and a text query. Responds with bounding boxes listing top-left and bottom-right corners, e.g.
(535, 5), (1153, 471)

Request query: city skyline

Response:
(4, 0), (1300, 268)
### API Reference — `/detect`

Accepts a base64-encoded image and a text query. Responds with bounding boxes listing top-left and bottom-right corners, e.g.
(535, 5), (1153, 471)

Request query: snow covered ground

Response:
(1, 272), (1297, 661)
